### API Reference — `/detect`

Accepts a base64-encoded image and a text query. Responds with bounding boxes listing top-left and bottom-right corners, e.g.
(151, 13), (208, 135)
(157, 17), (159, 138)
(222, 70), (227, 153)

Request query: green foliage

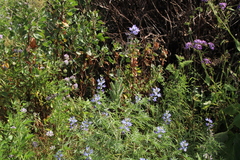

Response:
(0, 0), (239, 159)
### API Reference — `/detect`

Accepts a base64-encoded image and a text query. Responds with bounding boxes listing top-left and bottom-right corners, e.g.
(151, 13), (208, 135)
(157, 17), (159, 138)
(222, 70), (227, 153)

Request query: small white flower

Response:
(20, 108), (27, 113)
(46, 130), (54, 137)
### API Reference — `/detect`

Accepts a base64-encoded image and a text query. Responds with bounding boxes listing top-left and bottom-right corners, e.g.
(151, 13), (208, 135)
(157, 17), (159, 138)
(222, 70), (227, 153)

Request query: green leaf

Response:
(235, 39), (240, 52)
(233, 114), (240, 128)
(96, 33), (105, 42)
(214, 131), (228, 143)
(224, 84), (237, 91)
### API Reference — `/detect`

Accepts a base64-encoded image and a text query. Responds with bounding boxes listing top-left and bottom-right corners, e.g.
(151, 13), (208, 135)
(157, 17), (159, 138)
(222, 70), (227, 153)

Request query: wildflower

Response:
(140, 158), (148, 160)
(201, 0), (208, 2)
(129, 25), (140, 35)
(219, 3), (227, 10)
(0, 35), (3, 39)
(83, 147), (94, 156)
(69, 116), (78, 128)
(154, 126), (166, 138)
(50, 146), (56, 150)
(80, 120), (92, 131)
(55, 151), (63, 160)
(64, 54), (69, 60)
(64, 59), (69, 65)
(237, 5), (240, 10)
(72, 83), (78, 89)
(201, 58), (211, 64)
(162, 110), (171, 124)
(13, 49), (23, 53)
(205, 118), (214, 129)
(135, 95), (141, 103)
(20, 108), (27, 113)
(120, 118), (132, 133)
(179, 140), (189, 152)
(46, 130), (54, 137)
(32, 141), (38, 147)
(150, 87), (162, 101)
(70, 75), (76, 80)
(193, 43), (202, 50)
(64, 77), (70, 81)
(101, 112), (109, 116)
(208, 42), (215, 50)
(97, 76), (106, 91)
(10, 126), (16, 129)
(184, 42), (193, 49)
(91, 94), (101, 104)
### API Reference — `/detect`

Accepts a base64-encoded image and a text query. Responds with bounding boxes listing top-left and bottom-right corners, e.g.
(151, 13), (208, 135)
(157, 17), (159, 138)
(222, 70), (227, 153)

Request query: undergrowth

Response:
(0, 0), (239, 159)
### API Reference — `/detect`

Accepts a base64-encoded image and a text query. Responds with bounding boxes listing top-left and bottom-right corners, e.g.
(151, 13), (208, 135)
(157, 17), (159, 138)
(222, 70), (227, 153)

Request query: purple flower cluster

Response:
(64, 75), (78, 90)
(69, 116), (78, 129)
(219, 3), (227, 10)
(129, 25), (140, 35)
(205, 118), (214, 129)
(119, 118), (132, 133)
(184, 39), (215, 50)
(154, 126), (166, 138)
(54, 151), (63, 160)
(135, 95), (142, 103)
(201, 58), (211, 64)
(80, 120), (92, 131)
(91, 94), (101, 104)
(150, 87), (162, 101)
(97, 76), (106, 91)
(201, 0), (208, 2)
(83, 147), (93, 160)
(179, 140), (189, 152)
(162, 110), (171, 124)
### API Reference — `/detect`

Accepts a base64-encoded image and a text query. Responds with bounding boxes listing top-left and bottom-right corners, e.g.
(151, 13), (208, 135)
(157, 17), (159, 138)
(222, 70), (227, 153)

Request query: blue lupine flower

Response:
(32, 141), (38, 147)
(154, 126), (166, 138)
(179, 140), (189, 152)
(201, 0), (208, 2)
(83, 147), (93, 160)
(150, 87), (162, 101)
(140, 158), (148, 160)
(54, 151), (63, 160)
(80, 120), (92, 131)
(69, 116), (78, 128)
(97, 76), (106, 91)
(91, 94), (101, 104)
(129, 25), (140, 35)
(120, 118), (132, 133)
(205, 118), (214, 129)
(162, 110), (171, 124)
(135, 95), (141, 103)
